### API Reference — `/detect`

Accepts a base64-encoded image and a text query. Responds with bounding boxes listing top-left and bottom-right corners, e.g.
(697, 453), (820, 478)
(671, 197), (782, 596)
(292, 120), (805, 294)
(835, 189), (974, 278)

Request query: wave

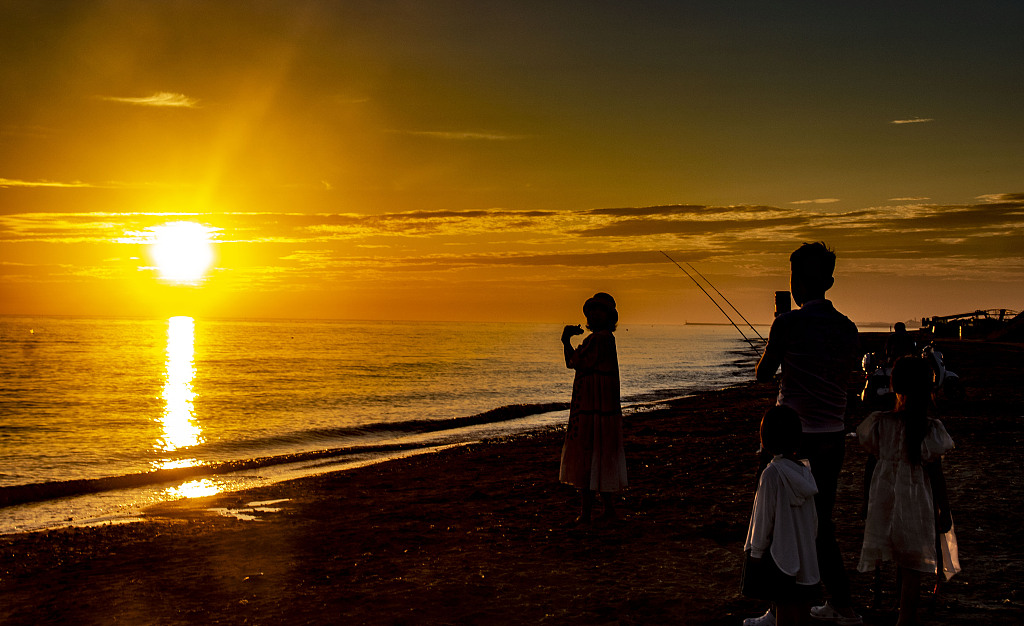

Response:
(188, 401), (570, 455)
(0, 401), (568, 508)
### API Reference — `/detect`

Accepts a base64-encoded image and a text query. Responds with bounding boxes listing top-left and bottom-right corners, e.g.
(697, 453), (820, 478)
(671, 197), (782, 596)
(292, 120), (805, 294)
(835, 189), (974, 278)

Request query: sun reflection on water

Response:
(158, 458), (203, 470)
(164, 479), (221, 499)
(156, 316), (205, 468)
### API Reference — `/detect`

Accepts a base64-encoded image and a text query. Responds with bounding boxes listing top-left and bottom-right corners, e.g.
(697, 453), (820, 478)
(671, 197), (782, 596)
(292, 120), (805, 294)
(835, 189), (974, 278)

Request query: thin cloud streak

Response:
(0, 178), (93, 189)
(386, 130), (526, 141)
(1, 125), (53, 139)
(977, 193), (1024, 203)
(890, 117), (935, 124)
(0, 178), (195, 190)
(99, 92), (199, 108)
(791, 198), (841, 205)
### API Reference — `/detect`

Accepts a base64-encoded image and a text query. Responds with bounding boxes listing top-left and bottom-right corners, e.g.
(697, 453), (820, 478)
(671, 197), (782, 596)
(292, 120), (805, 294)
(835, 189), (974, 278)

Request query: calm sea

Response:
(0, 316), (759, 532)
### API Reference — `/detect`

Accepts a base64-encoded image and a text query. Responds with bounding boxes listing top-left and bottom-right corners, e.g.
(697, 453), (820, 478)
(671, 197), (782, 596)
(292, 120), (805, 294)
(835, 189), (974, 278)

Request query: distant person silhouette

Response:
(559, 292), (627, 525)
(885, 322), (917, 363)
(755, 242), (862, 625)
(857, 356), (956, 626)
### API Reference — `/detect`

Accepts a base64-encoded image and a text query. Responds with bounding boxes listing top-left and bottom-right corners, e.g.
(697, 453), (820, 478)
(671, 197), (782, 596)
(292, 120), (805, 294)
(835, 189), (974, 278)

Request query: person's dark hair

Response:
(891, 356), (933, 464)
(790, 241), (836, 294)
(760, 405), (802, 456)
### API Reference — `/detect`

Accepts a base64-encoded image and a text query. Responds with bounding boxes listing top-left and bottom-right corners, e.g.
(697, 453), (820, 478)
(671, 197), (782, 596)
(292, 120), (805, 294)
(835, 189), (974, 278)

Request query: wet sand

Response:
(2, 336), (1023, 625)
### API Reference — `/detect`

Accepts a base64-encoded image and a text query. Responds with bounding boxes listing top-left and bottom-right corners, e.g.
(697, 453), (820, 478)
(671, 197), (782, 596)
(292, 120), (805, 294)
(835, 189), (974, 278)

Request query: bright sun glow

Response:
(149, 221), (215, 283)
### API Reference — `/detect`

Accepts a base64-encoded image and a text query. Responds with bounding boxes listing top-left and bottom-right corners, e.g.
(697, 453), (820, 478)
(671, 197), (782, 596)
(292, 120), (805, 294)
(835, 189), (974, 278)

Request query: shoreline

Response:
(0, 401), (573, 510)
(0, 387), (748, 535)
(2, 338), (1023, 624)
(0, 380), (754, 534)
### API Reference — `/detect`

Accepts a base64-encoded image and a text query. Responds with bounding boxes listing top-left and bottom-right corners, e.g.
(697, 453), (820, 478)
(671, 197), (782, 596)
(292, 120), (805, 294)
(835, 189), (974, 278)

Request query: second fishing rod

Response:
(659, 251), (768, 358)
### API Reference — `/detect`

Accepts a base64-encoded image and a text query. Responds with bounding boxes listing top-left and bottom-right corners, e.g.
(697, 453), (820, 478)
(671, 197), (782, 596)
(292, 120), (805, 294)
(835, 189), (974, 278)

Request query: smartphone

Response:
(774, 291), (791, 317)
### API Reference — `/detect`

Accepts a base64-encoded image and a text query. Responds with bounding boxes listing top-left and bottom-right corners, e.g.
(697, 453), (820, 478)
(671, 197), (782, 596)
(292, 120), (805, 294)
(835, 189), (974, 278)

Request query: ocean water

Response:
(0, 316), (760, 532)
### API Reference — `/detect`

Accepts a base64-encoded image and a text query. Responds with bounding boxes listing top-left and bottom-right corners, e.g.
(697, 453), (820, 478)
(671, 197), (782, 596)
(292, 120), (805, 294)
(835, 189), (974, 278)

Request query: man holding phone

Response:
(754, 242), (861, 626)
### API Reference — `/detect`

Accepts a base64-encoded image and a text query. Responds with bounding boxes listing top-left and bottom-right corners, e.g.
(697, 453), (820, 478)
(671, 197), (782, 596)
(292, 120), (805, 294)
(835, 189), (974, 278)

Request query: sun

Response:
(149, 221), (216, 283)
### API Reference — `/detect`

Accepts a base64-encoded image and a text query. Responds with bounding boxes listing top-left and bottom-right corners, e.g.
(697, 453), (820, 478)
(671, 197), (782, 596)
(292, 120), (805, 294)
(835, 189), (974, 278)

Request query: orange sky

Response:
(1, 2), (1022, 325)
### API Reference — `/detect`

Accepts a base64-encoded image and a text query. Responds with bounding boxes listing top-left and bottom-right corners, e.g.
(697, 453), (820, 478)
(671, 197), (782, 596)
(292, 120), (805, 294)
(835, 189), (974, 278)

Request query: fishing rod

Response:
(659, 251), (764, 358)
(684, 261), (766, 342)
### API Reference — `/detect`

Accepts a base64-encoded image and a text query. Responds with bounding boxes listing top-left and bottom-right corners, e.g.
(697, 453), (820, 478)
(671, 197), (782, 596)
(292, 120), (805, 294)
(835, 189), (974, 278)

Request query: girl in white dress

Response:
(857, 356), (955, 626)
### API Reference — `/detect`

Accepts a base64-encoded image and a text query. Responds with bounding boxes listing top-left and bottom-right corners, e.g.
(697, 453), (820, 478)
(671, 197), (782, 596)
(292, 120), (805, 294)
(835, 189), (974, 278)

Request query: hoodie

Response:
(744, 456), (821, 585)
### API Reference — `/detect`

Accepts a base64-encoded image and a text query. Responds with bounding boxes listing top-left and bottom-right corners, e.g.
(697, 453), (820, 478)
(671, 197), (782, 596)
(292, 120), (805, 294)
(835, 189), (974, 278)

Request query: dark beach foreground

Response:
(2, 336), (1023, 625)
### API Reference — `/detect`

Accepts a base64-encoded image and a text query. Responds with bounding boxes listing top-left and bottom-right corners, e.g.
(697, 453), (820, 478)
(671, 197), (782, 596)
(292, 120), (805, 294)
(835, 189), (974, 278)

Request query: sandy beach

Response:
(2, 335), (1023, 625)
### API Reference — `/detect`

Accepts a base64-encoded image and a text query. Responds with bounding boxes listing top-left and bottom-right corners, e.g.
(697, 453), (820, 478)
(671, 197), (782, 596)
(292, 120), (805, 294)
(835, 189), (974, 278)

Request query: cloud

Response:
(0, 178), (93, 189)
(4, 195), (1022, 278)
(386, 130), (525, 141)
(890, 117), (934, 125)
(977, 193), (1024, 203)
(1, 125), (54, 139)
(35, 209), (563, 245)
(790, 196), (1024, 263)
(0, 212), (214, 244)
(888, 197), (930, 202)
(100, 92), (199, 108)
(790, 198), (840, 205)
(282, 208), (561, 239)
(586, 205), (710, 217)
(373, 250), (671, 270)
(0, 178), (193, 190)
(330, 95), (371, 105)
(572, 216), (806, 238)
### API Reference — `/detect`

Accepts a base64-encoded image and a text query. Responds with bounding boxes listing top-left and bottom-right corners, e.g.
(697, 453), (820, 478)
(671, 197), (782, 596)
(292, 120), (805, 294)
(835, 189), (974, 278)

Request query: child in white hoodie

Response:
(742, 406), (820, 626)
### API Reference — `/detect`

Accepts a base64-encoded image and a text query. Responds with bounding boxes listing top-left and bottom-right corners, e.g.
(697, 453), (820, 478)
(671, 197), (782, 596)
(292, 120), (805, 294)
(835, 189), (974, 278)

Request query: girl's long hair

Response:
(890, 356), (934, 464)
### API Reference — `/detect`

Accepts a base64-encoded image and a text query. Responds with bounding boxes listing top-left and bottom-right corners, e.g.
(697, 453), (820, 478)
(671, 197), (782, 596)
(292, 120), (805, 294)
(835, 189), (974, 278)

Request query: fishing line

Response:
(659, 251), (763, 358)
(684, 261), (766, 342)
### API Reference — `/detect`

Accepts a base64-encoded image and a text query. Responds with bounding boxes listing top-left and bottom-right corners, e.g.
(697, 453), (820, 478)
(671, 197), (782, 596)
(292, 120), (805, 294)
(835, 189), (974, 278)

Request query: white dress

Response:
(857, 411), (955, 575)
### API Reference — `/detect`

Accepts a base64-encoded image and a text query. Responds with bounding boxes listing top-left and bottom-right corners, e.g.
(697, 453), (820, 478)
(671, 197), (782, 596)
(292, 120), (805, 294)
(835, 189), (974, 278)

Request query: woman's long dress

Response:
(558, 330), (628, 492)
(857, 411), (955, 575)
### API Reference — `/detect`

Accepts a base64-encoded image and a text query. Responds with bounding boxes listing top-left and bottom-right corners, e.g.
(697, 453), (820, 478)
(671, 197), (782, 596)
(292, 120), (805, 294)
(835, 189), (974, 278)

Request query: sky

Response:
(1, 1), (1022, 325)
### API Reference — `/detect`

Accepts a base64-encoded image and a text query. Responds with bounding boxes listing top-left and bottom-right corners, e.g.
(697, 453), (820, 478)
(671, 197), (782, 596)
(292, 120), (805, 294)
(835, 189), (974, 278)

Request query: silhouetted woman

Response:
(559, 292), (627, 524)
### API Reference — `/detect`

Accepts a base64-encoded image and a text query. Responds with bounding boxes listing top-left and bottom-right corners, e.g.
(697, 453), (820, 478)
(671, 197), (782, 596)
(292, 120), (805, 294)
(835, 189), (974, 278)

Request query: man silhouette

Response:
(753, 242), (862, 626)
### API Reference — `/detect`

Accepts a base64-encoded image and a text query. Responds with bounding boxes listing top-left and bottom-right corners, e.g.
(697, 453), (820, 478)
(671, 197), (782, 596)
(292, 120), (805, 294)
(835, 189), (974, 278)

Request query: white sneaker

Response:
(809, 601), (863, 625)
(742, 608), (775, 626)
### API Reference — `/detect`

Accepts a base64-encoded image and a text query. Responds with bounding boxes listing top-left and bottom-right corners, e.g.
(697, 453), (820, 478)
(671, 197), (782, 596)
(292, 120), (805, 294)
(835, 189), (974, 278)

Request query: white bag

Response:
(939, 521), (961, 580)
